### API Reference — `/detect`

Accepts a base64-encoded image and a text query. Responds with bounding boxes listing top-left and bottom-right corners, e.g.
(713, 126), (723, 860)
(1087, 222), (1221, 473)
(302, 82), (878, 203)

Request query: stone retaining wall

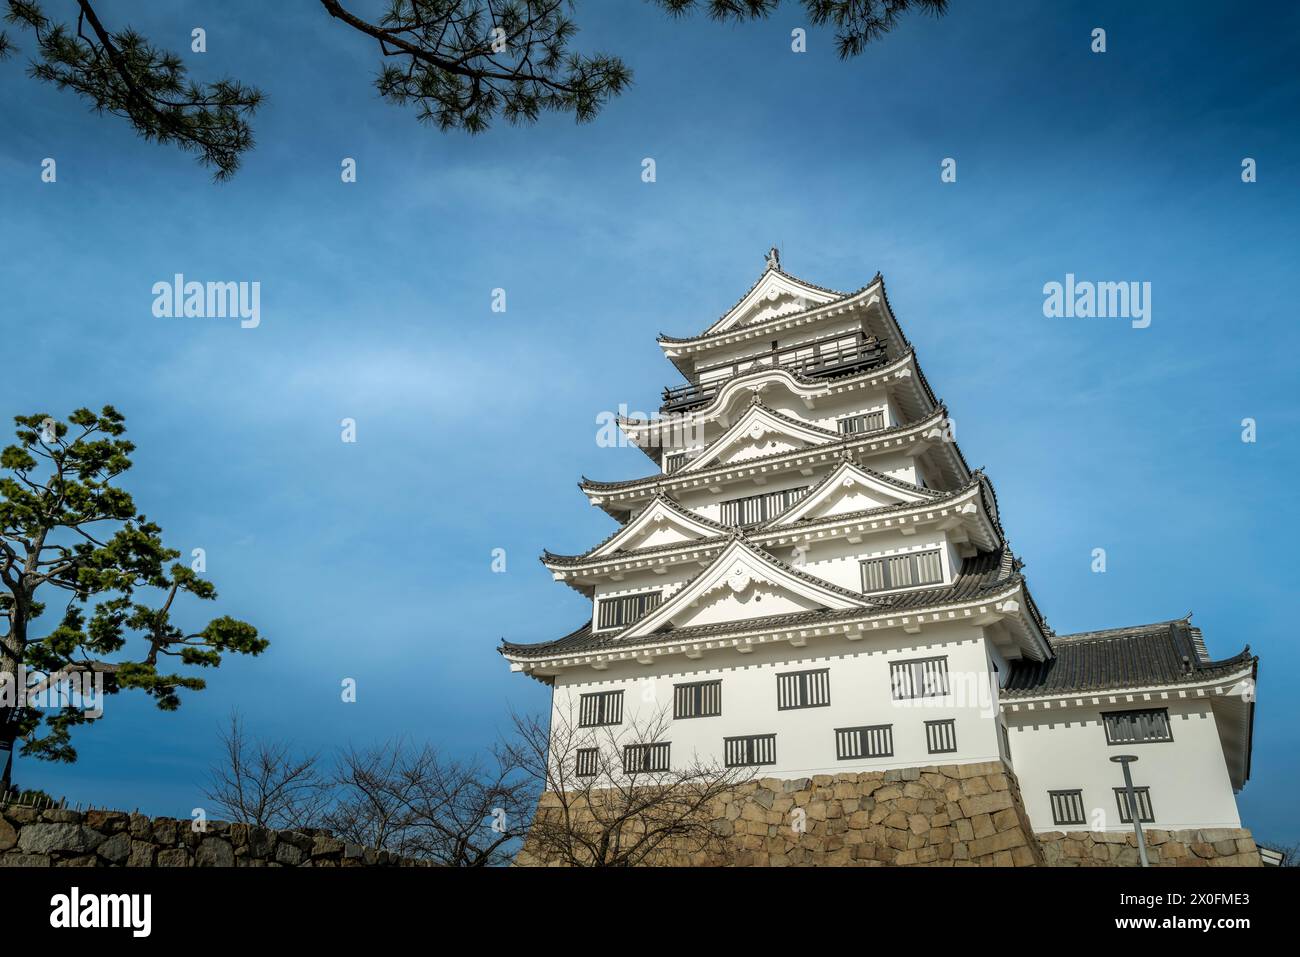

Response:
(1037, 827), (1260, 867)
(519, 761), (1046, 866)
(0, 805), (431, 867)
(519, 761), (1262, 867)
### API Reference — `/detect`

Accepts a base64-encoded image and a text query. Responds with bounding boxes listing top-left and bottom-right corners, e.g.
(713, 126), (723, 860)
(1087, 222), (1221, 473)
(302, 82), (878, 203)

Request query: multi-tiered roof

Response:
(499, 251), (1256, 789)
(502, 250), (1047, 665)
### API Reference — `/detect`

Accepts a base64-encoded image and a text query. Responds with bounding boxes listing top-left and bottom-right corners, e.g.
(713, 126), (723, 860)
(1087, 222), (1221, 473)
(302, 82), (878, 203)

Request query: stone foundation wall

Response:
(519, 762), (1263, 867)
(1037, 827), (1260, 867)
(520, 761), (1046, 866)
(0, 805), (431, 867)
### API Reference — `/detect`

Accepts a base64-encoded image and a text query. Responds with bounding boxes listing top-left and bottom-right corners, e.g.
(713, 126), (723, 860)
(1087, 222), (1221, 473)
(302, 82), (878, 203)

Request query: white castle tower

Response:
(501, 250), (1257, 837)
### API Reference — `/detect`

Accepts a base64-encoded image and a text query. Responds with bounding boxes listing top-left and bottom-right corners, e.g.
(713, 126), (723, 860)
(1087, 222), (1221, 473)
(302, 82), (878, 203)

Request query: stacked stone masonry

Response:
(519, 762), (1261, 867)
(0, 805), (431, 867)
(1037, 828), (1260, 867)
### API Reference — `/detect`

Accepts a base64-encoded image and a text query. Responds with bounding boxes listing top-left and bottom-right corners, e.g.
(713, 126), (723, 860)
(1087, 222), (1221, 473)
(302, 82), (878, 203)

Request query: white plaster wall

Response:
(550, 624), (1004, 779)
(1004, 697), (1242, 831)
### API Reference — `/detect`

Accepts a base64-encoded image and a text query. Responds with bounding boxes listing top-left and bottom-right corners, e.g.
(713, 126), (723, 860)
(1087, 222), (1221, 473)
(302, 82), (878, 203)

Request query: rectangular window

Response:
(673, 680), (722, 719)
(890, 656), (950, 699)
(925, 719), (958, 754)
(1113, 787), (1155, 824)
(623, 742), (671, 774)
(1102, 708), (1173, 745)
(575, 748), (599, 778)
(776, 668), (831, 710)
(595, 591), (662, 631)
(663, 453), (686, 474)
(1049, 789), (1086, 826)
(578, 690), (623, 728)
(835, 725), (894, 760)
(861, 549), (944, 593)
(724, 734), (777, 768)
(719, 486), (809, 527)
(837, 411), (885, 436)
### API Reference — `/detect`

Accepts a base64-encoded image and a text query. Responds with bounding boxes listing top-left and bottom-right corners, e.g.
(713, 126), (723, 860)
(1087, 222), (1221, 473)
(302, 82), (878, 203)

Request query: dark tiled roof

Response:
(538, 468), (977, 566)
(580, 406), (951, 493)
(871, 549), (1019, 611)
(502, 546), (1029, 659)
(540, 494), (733, 564)
(1002, 619), (1255, 698)
(542, 474), (987, 568)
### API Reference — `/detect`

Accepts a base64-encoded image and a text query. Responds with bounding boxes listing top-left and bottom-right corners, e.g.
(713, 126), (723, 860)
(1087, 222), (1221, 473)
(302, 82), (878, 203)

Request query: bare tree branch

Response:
(507, 705), (753, 866)
(202, 711), (331, 830)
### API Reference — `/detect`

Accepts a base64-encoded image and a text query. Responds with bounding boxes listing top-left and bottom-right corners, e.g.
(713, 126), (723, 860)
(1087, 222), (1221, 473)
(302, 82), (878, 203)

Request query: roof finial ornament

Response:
(766, 246), (781, 271)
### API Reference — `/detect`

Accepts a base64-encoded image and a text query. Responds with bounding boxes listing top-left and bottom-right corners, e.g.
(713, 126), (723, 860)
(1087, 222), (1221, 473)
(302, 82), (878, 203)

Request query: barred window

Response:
(925, 719), (958, 754)
(578, 690), (623, 727)
(890, 656), (950, 699)
(1102, 709), (1173, 745)
(835, 725), (893, 760)
(674, 680), (722, 719)
(776, 668), (831, 710)
(575, 748), (599, 778)
(1114, 787), (1155, 824)
(836, 411), (885, 435)
(724, 734), (776, 767)
(623, 742), (671, 774)
(719, 486), (809, 527)
(663, 451), (700, 474)
(861, 549), (944, 592)
(1049, 789), (1086, 826)
(595, 591), (662, 630)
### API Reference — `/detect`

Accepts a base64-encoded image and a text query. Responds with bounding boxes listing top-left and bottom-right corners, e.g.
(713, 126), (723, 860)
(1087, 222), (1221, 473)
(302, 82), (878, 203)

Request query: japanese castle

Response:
(501, 250), (1258, 835)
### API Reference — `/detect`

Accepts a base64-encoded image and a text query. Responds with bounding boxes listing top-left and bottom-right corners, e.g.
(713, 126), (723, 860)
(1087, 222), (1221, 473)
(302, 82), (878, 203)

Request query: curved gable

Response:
(765, 459), (939, 527)
(622, 537), (871, 639)
(706, 267), (843, 335)
(679, 402), (840, 474)
(590, 497), (724, 556)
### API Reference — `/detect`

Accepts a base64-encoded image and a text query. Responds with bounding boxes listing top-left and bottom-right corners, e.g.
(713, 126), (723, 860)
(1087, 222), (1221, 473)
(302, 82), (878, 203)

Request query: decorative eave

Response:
(501, 575), (1048, 675)
(542, 494), (731, 567)
(657, 276), (885, 380)
(657, 273), (917, 381)
(544, 476), (1006, 594)
(619, 536), (874, 641)
(619, 349), (935, 462)
(659, 274), (879, 351)
(700, 253), (849, 338)
(763, 456), (941, 526)
(675, 399), (842, 474)
(581, 405), (967, 518)
(999, 662), (1256, 707)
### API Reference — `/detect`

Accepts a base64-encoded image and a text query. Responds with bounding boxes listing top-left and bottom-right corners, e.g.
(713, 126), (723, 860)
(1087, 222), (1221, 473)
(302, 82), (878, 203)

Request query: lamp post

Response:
(1110, 754), (1149, 867)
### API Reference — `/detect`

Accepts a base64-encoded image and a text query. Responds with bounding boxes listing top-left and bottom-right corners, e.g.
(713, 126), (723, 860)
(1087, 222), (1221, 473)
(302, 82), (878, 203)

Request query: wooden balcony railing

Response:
(661, 338), (888, 414)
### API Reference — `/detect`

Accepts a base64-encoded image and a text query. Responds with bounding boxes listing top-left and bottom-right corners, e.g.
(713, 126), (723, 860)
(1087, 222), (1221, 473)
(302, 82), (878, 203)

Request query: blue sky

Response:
(1, 1), (1297, 843)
